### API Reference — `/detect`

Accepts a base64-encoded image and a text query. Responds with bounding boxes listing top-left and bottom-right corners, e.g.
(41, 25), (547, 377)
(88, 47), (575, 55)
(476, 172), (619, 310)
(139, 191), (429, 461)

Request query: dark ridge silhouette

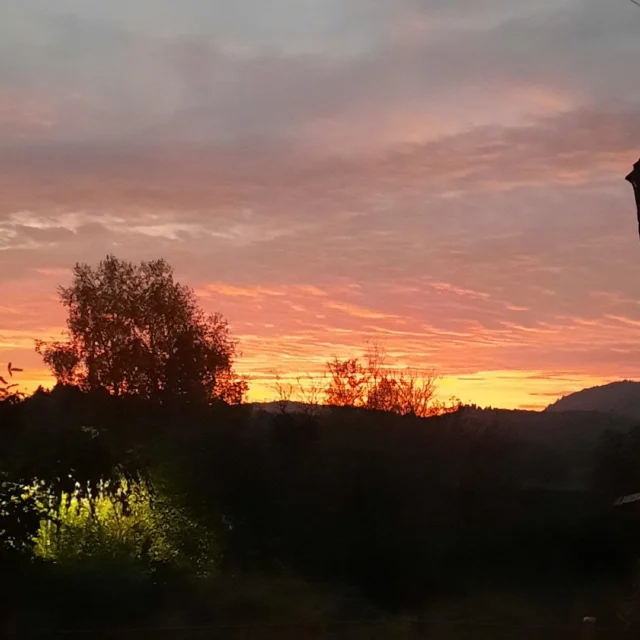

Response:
(545, 380), (640, 419)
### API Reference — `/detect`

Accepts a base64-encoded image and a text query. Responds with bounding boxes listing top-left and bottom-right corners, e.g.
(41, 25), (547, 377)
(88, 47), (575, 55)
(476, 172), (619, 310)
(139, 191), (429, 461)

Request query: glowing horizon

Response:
(7, 297), (632, 411)
(12, 362), (625, 412)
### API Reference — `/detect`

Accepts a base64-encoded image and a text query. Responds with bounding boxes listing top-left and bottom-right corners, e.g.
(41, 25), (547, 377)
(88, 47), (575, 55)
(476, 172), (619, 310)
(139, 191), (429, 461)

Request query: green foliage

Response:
(33, 479), (219, 576)
(0, 477), (43, 552)
(0, 383), (219, 578)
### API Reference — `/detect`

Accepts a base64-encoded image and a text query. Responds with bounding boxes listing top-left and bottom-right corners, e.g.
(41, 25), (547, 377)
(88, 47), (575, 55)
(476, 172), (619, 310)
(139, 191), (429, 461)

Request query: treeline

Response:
(1, 256), (639, 632)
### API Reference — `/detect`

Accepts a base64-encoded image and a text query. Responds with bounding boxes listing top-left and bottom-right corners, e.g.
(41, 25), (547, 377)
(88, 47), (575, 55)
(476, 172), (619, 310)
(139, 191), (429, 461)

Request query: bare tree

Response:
(324, 342), (455, 417)
(273, 374), (296, 414)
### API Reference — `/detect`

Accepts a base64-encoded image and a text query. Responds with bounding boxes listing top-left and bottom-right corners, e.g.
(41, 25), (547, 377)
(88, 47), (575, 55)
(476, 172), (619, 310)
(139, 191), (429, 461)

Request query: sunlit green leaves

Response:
(33, 478), (219, 577)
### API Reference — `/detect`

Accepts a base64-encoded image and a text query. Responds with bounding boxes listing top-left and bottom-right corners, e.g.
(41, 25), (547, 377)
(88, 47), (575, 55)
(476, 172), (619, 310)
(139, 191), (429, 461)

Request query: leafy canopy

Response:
(36, 255), (247, 404)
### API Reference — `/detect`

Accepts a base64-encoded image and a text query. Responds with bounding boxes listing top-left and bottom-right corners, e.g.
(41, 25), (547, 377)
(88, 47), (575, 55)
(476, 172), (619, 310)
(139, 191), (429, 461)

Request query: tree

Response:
(324, 357), (369, 408)
(324, 343), (455, 417)
(36, 255), (247, 404)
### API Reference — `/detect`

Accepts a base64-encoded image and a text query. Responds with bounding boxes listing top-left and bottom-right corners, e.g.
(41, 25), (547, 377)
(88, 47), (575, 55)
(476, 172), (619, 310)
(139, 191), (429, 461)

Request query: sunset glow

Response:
(2, 0), (640, 409)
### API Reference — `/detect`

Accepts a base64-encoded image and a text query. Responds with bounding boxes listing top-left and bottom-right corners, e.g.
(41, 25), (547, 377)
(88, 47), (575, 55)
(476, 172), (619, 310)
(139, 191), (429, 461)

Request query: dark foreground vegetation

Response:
(3, 390), (640, 637)
(2, 256), (640, 638)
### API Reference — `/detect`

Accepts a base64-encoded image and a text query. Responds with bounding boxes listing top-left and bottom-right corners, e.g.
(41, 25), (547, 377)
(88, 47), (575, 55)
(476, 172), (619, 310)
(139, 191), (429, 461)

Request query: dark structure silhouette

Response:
(626, 158), (640, 237)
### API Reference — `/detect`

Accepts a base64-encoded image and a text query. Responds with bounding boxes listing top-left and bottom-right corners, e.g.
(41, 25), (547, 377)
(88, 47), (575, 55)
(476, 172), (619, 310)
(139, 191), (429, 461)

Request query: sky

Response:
(1, 0), (640, 409)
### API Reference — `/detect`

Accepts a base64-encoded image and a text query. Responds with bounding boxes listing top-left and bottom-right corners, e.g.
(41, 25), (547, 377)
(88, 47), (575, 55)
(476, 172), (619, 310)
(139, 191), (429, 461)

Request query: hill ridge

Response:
(545, 379), (640, 420)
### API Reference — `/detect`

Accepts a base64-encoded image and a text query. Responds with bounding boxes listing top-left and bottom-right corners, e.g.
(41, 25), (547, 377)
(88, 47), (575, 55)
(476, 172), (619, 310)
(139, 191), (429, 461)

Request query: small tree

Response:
(36, 255), (247, 404)
(325, 343), (455, 417)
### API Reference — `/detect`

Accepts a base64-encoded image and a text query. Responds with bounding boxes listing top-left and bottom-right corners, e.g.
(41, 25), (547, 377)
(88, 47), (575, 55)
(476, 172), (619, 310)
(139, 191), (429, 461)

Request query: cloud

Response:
(2, 0), (638, 151)
(326, 302), (399, 320)
(196, 283), (326, 299)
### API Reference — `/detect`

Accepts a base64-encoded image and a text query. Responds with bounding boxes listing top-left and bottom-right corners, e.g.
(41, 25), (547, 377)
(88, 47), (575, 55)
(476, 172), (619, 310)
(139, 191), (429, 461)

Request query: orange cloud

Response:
(326, 302), (399, 320)
(196, 283), (285, 298)
(430, 282), (491, 299)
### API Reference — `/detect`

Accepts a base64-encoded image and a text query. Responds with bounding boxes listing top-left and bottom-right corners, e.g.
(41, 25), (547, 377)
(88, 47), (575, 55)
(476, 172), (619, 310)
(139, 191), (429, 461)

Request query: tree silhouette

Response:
(0, 362), (22, 401)
(36, 255), (247, 404)
(324, 343), (450, 417)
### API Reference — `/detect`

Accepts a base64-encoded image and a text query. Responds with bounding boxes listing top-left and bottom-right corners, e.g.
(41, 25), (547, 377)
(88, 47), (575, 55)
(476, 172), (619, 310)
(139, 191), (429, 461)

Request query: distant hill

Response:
(545, 380), (640, 420)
